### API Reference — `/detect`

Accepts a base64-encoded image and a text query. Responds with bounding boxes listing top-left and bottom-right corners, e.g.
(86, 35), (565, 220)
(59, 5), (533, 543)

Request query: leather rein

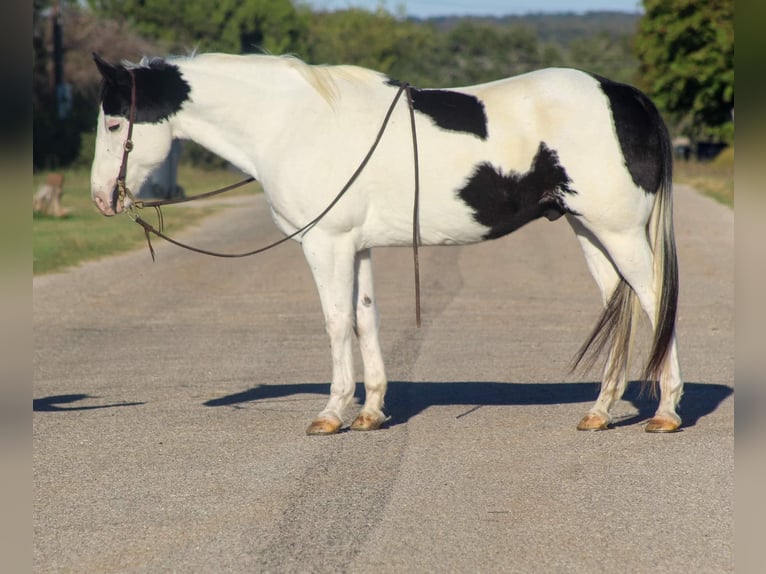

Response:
(115, 69), (423, 326)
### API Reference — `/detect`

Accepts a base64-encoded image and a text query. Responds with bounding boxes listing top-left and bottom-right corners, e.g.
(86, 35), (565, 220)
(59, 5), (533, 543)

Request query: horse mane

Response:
(282, 55), (342, 106)
(120, 52), (381, 107)
(258, 54), (383, 107)
(183, 52), (380, 107)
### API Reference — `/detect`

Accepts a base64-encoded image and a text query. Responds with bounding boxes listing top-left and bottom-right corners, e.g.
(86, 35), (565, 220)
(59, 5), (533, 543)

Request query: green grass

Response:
(33, 165), (260, 275)
(674, 147), (734, 207)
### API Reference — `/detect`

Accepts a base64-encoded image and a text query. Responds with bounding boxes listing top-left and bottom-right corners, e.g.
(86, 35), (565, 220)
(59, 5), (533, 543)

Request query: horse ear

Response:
(93, 53), (127, 86)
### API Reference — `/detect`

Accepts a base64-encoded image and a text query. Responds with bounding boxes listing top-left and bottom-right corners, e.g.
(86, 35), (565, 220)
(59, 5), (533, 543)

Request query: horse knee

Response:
(324, 312), (355, 342)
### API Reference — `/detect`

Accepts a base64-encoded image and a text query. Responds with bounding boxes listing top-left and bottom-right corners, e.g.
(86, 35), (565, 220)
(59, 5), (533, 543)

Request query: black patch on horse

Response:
(385, 78), (488, 140)
(457, 142), (575, 239)
(591, 74), (666, 194)
(94, 54), (191, 124)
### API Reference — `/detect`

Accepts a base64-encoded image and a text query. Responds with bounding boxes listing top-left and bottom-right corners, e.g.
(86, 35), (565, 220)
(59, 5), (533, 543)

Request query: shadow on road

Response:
(33, 394), (145, 412)
(204, 381), (732, 430)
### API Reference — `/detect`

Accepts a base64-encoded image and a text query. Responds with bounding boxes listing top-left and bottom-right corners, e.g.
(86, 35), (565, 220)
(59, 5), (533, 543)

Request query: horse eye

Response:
(107, 123), (121, 133)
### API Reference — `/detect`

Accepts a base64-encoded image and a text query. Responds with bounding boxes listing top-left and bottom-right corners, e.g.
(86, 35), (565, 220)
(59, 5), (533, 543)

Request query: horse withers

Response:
(90, 53), (683, 434)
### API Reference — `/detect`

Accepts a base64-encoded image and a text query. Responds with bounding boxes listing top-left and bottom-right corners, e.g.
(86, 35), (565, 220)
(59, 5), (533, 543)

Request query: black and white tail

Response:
(573, 101), (678, 390)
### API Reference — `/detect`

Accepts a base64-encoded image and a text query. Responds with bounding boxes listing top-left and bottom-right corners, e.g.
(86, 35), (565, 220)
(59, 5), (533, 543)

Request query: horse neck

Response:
(169, 56), (321, 176)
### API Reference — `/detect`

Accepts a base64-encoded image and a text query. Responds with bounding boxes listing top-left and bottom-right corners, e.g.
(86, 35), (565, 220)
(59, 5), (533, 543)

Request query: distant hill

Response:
(420, 11), (641, 46)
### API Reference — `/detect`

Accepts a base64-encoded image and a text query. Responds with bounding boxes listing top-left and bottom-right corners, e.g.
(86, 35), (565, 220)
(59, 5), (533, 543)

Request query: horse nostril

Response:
(94, 194), (114, 216)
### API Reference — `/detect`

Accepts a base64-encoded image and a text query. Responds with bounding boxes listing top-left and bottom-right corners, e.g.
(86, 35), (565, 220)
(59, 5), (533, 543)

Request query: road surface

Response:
(34, 185), (733, 572)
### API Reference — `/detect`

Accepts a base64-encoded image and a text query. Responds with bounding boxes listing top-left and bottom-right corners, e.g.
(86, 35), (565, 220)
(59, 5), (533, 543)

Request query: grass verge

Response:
(674, 147), (734, 207)
(33, 165), (260, 275)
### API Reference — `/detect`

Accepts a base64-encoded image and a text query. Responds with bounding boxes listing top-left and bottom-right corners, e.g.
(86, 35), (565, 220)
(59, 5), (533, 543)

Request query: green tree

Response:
(303, 8), (442, 87)
(440, 22), (545, 85)
(567, 31), (638, 84)
(88, 0), (309, 54)
(304, 9), (405, 72)
(635, 0), (734, 141)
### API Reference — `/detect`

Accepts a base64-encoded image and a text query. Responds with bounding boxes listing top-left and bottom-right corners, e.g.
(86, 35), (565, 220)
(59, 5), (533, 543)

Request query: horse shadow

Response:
(33, 394), (145, 412)
(204, 380), (733, 430)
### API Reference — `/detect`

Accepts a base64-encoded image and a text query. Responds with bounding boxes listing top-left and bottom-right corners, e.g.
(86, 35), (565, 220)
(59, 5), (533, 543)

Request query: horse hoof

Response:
(644, 416), (681, 433)
(350, 412), (384, 431)
(306, 418), (342, 435)
(576, 412), (610, 431)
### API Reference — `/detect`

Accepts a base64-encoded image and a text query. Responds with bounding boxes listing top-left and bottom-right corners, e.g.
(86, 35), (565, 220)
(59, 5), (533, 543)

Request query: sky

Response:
(305, 1), (644, 19)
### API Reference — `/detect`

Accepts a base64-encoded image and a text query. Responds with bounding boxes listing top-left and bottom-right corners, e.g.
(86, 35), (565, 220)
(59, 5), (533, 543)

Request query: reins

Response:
(117, 77), (422, 326)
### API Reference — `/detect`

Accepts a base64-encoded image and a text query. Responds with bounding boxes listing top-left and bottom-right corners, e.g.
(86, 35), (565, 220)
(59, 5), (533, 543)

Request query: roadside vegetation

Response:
(32, 166), (259, 275)
(674, 148), (734, 206)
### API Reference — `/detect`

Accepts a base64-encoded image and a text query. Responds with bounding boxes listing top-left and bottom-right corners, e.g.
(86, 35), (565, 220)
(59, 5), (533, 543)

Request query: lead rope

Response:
(121, 80), (422, 326)
(404, 86), (422, 328)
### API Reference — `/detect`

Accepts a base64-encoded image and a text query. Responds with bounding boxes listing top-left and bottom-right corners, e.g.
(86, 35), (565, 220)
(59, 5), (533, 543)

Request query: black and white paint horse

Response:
(91, 53), (682, 434)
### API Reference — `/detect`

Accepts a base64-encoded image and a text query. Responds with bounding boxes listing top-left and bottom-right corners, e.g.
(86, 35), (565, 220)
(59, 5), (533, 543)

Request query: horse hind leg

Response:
(349, 249), (389, 431)
(569, 217), (630, 431)
(585, 224), (683, 432)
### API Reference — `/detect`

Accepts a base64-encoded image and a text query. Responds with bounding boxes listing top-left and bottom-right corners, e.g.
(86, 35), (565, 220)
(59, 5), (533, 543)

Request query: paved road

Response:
(34, 185), (733, 573)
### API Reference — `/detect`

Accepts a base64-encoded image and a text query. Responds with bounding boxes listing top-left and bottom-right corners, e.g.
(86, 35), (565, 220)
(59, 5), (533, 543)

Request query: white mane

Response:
(120, 52), (382, 107)
(175, 52), (383, 107)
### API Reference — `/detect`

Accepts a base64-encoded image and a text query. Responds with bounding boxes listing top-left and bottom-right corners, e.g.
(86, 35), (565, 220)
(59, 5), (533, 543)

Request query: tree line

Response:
(33, 0), (733, 171)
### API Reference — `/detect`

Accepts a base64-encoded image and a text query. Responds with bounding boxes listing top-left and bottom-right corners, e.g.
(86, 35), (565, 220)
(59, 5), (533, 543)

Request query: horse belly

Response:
(360, 185), (489, 249)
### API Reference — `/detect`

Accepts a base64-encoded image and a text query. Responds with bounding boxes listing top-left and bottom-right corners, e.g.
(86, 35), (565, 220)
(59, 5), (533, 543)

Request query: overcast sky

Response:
(304, 0), (644, 18)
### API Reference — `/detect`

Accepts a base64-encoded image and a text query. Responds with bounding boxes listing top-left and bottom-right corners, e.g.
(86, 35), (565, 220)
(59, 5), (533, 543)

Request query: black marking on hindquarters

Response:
(94, 53), (191, 124)
(385, 78), (488, 140)
(591, 74), (667, 193)
(458, 142), (575, 239)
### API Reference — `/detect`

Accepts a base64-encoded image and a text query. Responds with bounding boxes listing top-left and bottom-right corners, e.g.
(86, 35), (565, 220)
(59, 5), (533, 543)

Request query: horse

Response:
(90, 52), (683, 434)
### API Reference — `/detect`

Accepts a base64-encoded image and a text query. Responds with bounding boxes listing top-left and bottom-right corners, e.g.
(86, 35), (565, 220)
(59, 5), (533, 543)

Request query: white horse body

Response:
(167, 58), (645, 247)
(91, 53), (683, 434)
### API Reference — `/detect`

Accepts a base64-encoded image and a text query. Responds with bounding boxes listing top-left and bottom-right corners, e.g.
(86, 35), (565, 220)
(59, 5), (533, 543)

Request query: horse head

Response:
(90, 53), (190, 216)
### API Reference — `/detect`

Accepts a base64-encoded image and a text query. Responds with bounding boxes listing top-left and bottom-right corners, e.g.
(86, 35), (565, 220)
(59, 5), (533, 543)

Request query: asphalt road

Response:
(34, 185), (733, 573)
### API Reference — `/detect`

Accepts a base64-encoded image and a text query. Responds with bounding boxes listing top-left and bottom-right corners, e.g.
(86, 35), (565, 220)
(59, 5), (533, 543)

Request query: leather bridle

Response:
(112, 68), (136, 213)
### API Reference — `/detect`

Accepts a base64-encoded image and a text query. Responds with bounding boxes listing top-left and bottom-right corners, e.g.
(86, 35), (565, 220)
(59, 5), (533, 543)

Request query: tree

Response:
(635, 0), (734, 141)
(33, 1), (159, 169)
(566, 31), (638, 84)
(440, 22), (545, 85)
(88, 0), (309, 55)
(303, 8), (442, 87)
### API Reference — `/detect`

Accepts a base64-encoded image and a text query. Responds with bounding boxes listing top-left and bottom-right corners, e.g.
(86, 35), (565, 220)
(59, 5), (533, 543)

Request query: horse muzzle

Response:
(93, 186), (122, 216)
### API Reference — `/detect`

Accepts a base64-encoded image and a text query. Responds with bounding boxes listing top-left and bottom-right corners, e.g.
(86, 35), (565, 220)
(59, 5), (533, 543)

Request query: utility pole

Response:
(52, 0), (63, 88)
(51, 0), (71, 119)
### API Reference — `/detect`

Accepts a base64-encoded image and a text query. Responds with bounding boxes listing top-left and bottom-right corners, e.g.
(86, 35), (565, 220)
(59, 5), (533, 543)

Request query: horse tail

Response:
(571, 275), (638, 388)
(642, 116), (678, 387)
(572, 109), (677, 391)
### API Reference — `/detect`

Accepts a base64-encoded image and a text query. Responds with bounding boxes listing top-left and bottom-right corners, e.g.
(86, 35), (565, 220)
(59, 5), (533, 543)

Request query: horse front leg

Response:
(349, 249), (388, 431)
(302, 232), (358, 435)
